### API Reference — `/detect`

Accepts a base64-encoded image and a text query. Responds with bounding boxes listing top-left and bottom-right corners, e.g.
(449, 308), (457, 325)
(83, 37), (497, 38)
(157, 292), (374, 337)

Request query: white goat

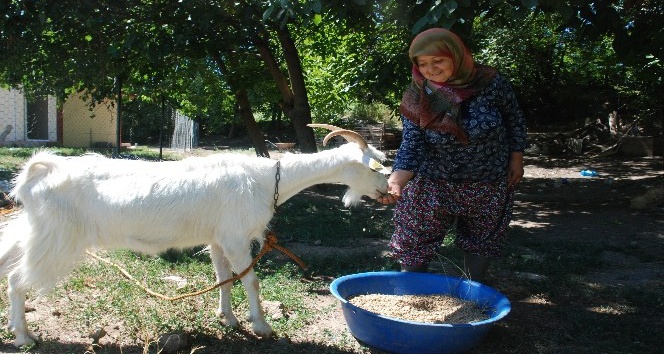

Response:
(0, 126), (388, 347)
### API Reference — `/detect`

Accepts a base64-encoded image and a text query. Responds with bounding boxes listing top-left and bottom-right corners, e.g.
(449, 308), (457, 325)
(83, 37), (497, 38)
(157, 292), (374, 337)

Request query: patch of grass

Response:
(254, 262), (320, 331)
(272, 185), (394, 247)
(0, 146), (195, 183)
(31, 248), (325, 346)
(0, 147), (38, 180)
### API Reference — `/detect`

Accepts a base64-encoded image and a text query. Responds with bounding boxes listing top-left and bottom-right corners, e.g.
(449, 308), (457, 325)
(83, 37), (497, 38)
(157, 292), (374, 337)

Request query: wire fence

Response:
(171, 110), (198, 151)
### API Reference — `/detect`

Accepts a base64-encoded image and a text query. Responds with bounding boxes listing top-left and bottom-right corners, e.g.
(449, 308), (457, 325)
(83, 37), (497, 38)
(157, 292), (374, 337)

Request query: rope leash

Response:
(85, 231), (307, 301)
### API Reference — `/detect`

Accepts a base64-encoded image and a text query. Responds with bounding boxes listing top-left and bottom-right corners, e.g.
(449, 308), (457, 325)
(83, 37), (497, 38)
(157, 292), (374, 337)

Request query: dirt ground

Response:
(288, 154), (664, 354)
(0, 153), (662, 353)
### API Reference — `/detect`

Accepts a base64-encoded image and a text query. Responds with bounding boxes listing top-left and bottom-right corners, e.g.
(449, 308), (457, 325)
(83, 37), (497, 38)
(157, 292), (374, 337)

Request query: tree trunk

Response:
(236, 88), (270, 157)
(275, 26), (317, 153)
(213, 52), (270, 157)
(254, 27), (318, 153)
(269, 102), (283, 135)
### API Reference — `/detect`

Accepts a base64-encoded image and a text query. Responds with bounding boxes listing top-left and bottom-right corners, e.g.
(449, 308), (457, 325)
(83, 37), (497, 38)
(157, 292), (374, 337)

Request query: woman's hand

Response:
(377, 170), (415, 204)
(507, 152), (524, 187)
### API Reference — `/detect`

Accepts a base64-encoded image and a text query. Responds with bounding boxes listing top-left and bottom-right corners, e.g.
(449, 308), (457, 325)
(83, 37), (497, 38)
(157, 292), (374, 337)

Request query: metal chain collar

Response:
(273, 160), (281, 212)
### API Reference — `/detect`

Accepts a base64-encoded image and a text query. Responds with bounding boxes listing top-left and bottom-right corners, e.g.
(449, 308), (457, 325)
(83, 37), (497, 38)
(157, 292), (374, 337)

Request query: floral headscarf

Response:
(399, 28), (496, 144)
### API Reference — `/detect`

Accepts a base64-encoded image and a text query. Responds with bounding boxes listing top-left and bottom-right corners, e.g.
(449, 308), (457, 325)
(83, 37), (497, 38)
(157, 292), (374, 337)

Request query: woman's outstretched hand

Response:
(377, 170), (415, 204)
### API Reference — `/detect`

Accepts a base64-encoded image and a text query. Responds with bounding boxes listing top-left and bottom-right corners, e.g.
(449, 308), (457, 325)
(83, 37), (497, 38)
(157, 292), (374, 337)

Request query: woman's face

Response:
(415, 55), (455, 83)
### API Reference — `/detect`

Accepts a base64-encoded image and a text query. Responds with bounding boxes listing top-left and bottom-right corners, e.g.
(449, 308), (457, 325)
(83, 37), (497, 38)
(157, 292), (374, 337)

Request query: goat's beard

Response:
(342, 189), (364, 207)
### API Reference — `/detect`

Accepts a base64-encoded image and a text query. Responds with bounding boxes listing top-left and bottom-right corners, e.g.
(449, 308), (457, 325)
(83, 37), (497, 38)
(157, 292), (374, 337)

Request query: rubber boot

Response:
(400, 263), (429, 273)
(463, 252), (491, 282)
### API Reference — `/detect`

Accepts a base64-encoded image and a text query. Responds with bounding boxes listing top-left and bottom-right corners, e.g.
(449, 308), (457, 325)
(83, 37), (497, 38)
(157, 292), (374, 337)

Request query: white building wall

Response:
(0, 88), (26, 144)
(0, 87), (57, 145)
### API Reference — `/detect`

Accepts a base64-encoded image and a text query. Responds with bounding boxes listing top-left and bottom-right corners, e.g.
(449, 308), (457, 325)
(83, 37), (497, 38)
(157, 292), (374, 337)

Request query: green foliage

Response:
(297, 16), (374, 122)
(347, 102), (388, 124)
(340, 101), (400, 129)
(294, 3), (413, 127)
(471, 5), (661, 128)
(0, 1), (271, 132)
(0, 0), (661, 145)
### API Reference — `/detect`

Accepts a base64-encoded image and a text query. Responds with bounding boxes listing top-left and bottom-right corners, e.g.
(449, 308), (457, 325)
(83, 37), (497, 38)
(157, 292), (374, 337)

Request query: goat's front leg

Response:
(223, 247), (273, 337)
(209, 244), (239, 328)
(7, 272), (40, 347)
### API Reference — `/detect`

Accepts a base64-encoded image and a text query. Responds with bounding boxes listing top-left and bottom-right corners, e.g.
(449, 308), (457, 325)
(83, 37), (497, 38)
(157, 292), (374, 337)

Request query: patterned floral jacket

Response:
(393, 73), (528, 183)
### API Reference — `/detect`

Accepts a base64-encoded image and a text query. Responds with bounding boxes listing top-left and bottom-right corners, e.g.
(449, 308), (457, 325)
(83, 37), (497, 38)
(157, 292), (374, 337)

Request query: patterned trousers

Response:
(389, 175), (515, 267)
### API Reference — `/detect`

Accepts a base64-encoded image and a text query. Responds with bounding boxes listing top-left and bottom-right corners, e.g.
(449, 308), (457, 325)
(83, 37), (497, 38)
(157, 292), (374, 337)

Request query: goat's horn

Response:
(322, 129), (368, 150)
(308, 124), (369, 150)
(307, 123), (344, 131)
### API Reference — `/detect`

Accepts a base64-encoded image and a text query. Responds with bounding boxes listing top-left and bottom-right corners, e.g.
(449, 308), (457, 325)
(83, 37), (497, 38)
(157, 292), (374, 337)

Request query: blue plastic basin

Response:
(330, 271), (511, 354)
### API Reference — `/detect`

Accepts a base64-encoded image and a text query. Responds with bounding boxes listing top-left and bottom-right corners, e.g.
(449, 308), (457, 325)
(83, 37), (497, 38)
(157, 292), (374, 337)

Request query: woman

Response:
(377, 28), (527, 282)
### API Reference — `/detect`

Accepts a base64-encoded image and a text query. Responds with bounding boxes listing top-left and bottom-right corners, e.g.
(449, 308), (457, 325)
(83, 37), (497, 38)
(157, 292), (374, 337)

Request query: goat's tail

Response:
(0, 215), (24, 278)
(10, 150), (62, 203)
(0, 213), (80, 293)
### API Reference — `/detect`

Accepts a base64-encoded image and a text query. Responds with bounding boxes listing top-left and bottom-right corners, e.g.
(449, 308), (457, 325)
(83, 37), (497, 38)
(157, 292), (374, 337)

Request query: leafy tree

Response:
(1, 0), (397, 154)
(2, 0), (660, 148)
(0, 1), (319, 154)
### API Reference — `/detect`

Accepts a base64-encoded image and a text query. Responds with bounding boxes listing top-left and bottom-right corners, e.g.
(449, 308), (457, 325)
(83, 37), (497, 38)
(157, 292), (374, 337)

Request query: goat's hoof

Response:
(221, 317), (239, 328)
(14, 331), (40, 348)
(215, 309), (239, 327)
(252, 321), (273, 338)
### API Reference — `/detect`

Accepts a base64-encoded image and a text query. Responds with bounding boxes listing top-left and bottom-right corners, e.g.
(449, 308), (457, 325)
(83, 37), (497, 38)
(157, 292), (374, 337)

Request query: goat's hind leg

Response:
(0, 219), (39, 347)
(219, 243), (273, 337)
(3, 218), (83, 347)
(7, 271), (40, 347)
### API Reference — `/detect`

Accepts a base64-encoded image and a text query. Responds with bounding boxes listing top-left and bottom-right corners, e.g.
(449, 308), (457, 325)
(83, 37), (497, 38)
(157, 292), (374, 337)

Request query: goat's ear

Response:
(365, 144), (387, 163)
(362, 155), (391, 175)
